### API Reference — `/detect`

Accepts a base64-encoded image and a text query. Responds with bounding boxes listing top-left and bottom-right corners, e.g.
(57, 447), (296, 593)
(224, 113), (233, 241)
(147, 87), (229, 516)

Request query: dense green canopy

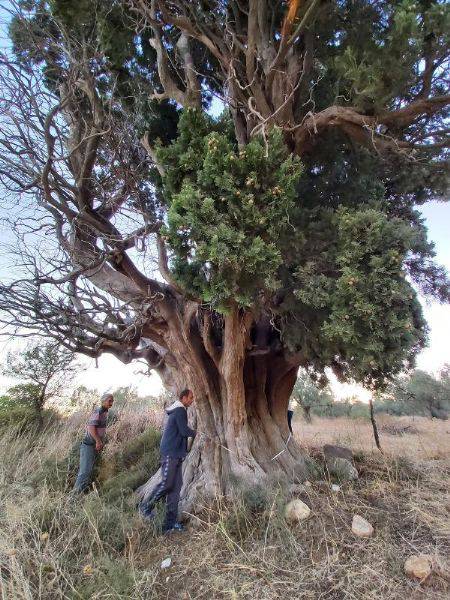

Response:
(2, 0), (449, 388)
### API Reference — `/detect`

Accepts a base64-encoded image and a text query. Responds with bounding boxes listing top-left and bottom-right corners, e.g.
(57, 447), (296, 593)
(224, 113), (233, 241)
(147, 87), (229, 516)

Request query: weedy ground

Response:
(0, 411), (448, 599)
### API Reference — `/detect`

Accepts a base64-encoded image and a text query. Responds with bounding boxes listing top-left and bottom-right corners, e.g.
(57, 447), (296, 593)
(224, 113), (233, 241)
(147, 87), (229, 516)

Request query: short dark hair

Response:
(179, 388), (192, 400)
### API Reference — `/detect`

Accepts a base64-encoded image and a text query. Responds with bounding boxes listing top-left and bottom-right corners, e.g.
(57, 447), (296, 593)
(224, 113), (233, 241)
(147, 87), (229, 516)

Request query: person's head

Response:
(179, 388), (194, 407)
(101, 393), (114, 409)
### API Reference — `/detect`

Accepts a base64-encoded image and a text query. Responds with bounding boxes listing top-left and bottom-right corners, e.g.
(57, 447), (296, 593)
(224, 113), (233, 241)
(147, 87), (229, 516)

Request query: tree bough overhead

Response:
(0, 0), (449, 506)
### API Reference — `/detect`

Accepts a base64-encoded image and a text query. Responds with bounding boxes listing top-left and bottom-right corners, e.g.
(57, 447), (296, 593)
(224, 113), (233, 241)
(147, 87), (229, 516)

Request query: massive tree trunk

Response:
(138, 302), (308, 512)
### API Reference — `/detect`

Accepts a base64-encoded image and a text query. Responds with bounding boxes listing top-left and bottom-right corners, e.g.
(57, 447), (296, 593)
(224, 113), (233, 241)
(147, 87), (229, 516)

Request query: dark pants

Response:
(141, 456), (183, 531)
(287, 410), (294, 434)
(74, 442), (98, 492)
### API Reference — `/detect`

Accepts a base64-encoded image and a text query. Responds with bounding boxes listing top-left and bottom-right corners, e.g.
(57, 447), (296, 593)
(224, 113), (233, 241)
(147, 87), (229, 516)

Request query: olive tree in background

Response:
(3, 341), (78, 423)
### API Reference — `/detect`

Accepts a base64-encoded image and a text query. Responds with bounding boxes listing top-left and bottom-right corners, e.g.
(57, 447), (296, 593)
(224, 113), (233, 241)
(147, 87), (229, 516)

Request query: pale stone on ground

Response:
(323, 445), (359, 481)
(161, 557), (172, 569)
(352, 514), (374, 537)
(404, 555), (433, 580)
(285, 499), (311, 523)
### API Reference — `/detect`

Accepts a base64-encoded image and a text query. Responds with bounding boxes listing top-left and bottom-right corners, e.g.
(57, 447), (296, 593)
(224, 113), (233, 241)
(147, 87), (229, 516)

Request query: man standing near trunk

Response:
(73, 392), (114, 493)
(139, 388), (196, 533)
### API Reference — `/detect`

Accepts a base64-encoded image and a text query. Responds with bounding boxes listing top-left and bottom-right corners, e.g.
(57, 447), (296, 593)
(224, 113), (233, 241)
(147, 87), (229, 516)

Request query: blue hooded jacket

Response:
(160, 400), (196, 458)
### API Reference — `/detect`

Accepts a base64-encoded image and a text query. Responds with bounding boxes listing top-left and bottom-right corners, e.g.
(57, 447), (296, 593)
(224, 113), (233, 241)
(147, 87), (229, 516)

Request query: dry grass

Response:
(295, 415), (450, 460)
(0, 413), (449, 599)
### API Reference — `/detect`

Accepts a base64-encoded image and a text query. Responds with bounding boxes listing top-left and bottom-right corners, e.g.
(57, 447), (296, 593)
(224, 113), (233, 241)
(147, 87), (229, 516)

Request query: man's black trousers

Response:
(141, 456), (183, 531)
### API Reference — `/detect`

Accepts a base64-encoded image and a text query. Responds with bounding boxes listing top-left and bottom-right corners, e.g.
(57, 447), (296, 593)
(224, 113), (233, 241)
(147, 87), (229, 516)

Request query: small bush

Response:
(0, 405), (60, 434)
(0, 405), (35, 430)
(219, 480), (288, 543)
(97, 426), (161, 504)
(31, 441), (81, 492)
(70, 557), (136, 599)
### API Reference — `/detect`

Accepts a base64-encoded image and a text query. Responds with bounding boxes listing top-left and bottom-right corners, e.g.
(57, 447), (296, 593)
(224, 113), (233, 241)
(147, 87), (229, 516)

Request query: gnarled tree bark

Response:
(138, 303), (308, 511)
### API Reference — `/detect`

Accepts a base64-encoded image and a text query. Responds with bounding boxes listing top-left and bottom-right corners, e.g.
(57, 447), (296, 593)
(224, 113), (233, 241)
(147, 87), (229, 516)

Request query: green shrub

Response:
(0, 405), (36, 430)
(97, 426), (161, 504)
(0, 405), (60, 433)
(220, 480), (288, 543)
(30, 425), (161, 499)
(70, 557), (137, 600)
(349, 403), (370, 419)
(31, 441), (80, 492)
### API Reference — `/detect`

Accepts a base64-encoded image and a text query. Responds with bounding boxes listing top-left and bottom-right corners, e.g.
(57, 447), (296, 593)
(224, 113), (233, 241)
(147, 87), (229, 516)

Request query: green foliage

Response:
(280, 205), (429, 384)
(1, 383), (41, 409)
(382, 368), (450, 416)
(332, 0), (450, 112)
(291, 370), (334, 420)
(157, 109), (303, 309)
(0, 384), (60, 431)
(6, 0), (450, 390)
(31, 440), (81, 491)
(0, 404), (36, 431)
(3, 341), (76, 413)
(312, 398), (370, 419)
(97, 427), (161, 504)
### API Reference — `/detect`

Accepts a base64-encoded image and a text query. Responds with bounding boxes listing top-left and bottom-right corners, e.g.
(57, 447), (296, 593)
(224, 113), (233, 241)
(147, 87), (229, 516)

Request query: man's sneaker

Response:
(162, 522), (185, 534)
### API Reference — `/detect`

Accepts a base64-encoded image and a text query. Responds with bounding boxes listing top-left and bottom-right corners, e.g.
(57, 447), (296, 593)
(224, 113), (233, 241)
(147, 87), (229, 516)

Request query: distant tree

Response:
(291, 371), (333, 422)
(109, 386), (140, 409)
(440, 364), (450, 387)
(69, 385), (99, 410)
(388, 369), (450, 418)
(3, 342), (78, 422)
(2, 382), (41, 410)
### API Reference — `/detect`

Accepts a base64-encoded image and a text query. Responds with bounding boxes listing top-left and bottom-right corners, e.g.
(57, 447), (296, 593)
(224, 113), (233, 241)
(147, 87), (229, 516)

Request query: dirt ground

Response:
(295, 414), (450, 460)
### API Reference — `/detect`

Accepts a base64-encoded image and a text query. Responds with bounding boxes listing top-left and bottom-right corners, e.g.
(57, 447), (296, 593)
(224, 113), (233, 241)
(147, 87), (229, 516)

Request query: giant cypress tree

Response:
(0, 0), (449, 505)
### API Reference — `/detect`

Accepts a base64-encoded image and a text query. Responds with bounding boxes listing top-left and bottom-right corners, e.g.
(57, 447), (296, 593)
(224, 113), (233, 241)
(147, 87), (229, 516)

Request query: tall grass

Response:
(0, 412), (449, 599)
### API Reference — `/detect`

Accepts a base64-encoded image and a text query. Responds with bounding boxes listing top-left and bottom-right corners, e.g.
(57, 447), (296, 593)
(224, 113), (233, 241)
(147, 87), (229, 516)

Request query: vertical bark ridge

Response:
(138, 307), (309, 512)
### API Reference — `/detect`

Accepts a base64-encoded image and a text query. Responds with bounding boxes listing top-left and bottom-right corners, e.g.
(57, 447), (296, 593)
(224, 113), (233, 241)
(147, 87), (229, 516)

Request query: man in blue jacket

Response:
(140, 388), (196, 533)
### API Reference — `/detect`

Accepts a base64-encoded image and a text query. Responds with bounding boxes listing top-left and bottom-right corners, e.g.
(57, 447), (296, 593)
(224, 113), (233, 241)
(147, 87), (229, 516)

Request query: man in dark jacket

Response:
(139, 388), (196, 533)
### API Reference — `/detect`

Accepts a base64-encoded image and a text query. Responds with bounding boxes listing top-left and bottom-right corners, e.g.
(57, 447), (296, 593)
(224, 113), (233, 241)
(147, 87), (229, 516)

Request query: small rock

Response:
(331, 484), (341, 492)
(285, 499), (311, 523)
(323, 445), (358, 481)
(323, 444), (353, 462)
(404, 555), (433, 581)
(352, 515), (374, 538)
(161, 557), (172, 569)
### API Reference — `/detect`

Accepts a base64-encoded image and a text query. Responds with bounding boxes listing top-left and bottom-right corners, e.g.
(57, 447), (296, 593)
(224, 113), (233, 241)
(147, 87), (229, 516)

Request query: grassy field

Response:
(0, 411), (449, 599)
(295, 414), (450, 460)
